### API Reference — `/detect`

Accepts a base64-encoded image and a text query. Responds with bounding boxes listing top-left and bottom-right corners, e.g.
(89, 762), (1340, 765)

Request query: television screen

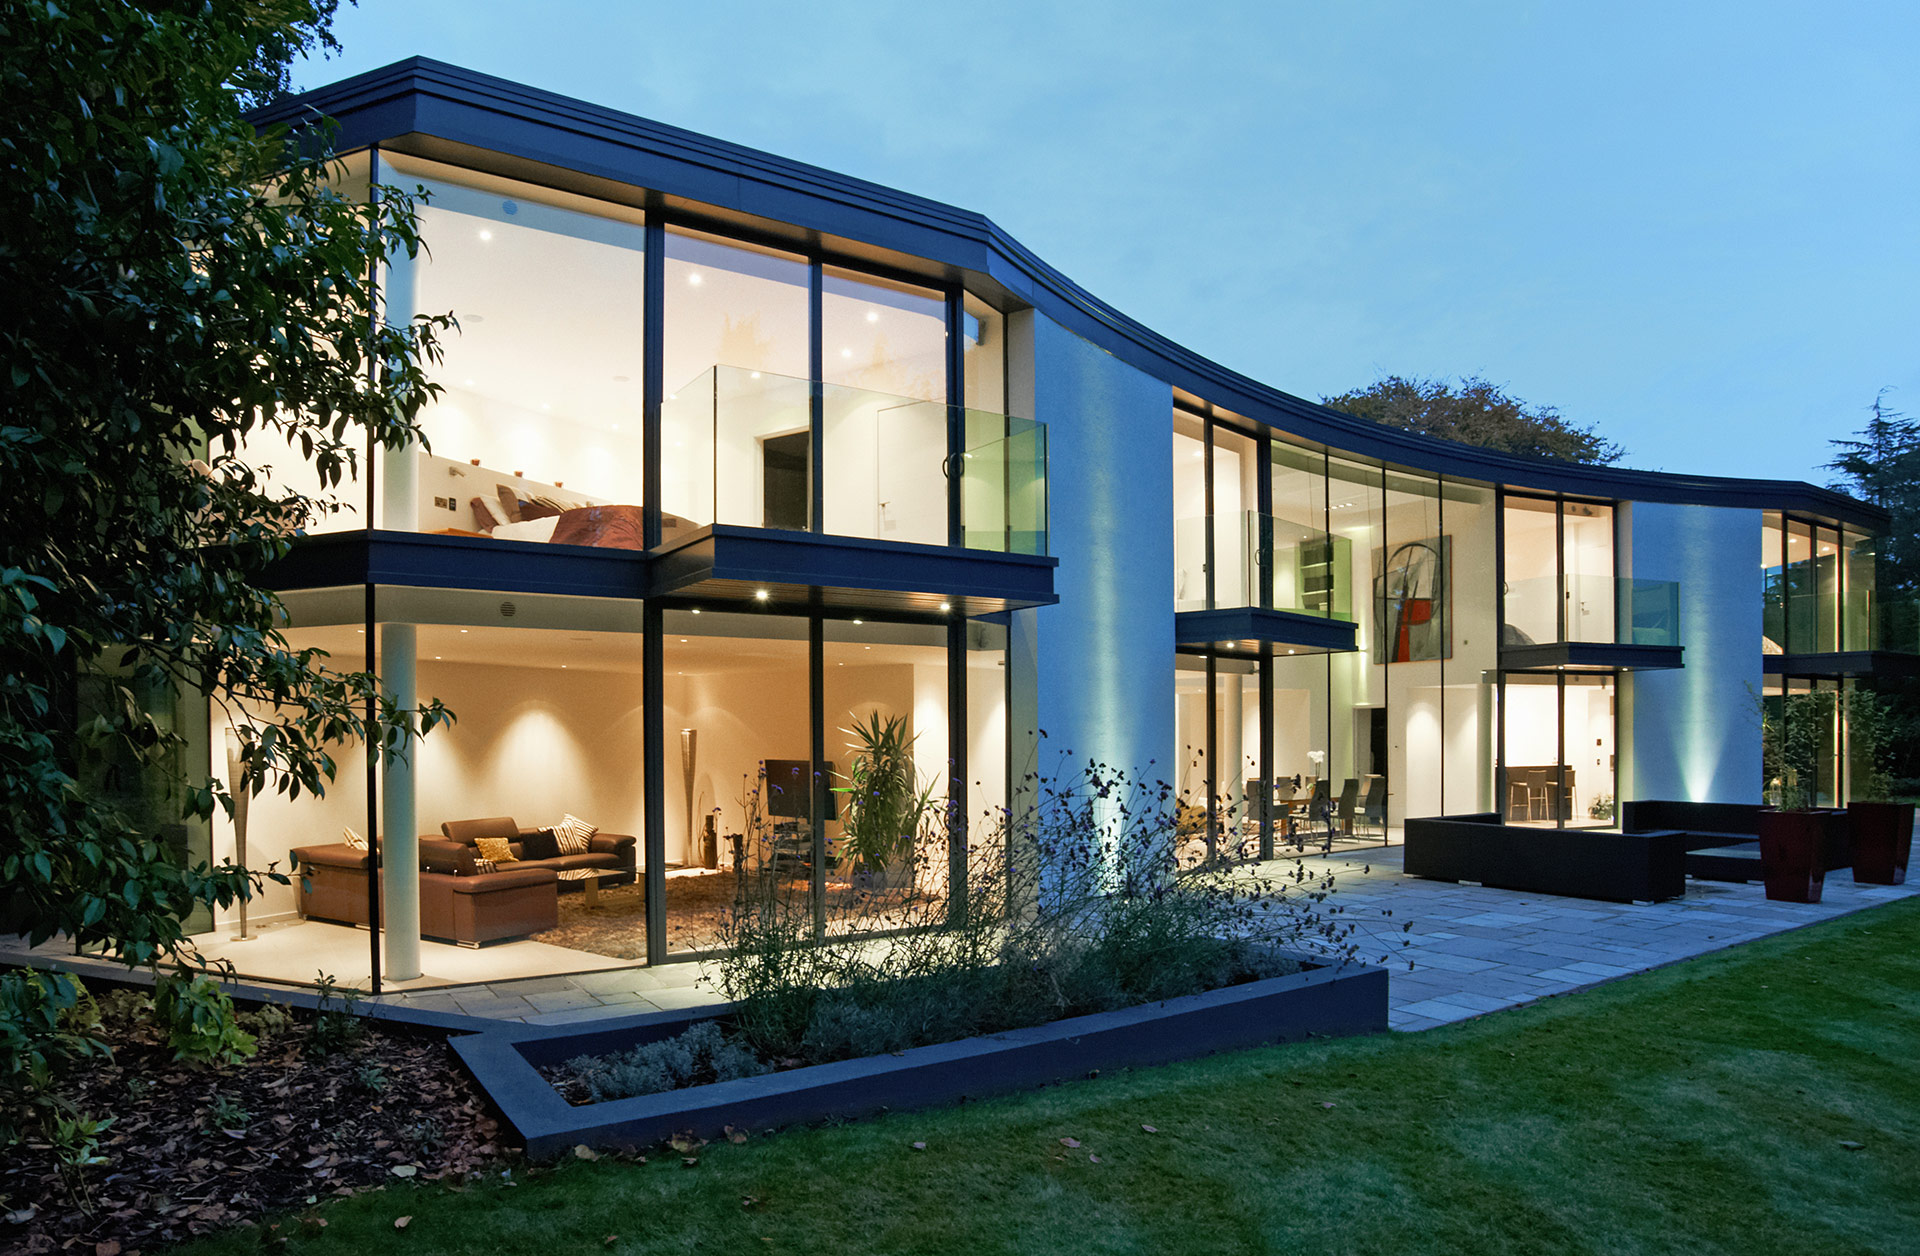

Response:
(763, 759), (837, 820)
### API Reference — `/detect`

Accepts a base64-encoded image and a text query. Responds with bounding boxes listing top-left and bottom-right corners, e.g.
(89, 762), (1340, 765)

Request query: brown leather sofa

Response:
(291, 836), (565, 947)
(429, 816), (636, 886)
(291, 843), (376, 926)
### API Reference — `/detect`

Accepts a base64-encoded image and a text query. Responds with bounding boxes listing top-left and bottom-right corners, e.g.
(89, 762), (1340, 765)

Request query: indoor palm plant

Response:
(835, 713), (940, 889)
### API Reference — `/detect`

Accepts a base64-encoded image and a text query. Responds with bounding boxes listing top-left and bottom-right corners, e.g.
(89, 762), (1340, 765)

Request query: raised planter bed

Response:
(1404, 814), (1689, 902)
(451, 955), (1387, 1158)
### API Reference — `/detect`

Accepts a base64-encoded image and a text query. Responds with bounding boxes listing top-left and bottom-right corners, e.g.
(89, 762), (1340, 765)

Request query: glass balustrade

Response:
(1502, 575), (1681, 647)
(1171, 511), (1353, 619)
(658, 364), (1048, 554)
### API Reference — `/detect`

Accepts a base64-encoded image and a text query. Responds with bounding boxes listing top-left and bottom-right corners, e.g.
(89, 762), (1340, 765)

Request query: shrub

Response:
(304, 972), (364, 1058)
(206, 1093), (250, 1131)
(712, 757), (1339, 1069)
(152, 972), (256, 1066)
(0, 969), (110, 1148)
(564, 1021), (766, 1103)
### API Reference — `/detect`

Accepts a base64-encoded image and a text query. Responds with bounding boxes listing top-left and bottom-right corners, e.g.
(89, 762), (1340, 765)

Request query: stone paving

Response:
(364, 847), (1920, 1030)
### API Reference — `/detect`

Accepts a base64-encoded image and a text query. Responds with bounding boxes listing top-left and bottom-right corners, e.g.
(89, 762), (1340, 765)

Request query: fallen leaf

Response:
(394, 1216), (412, 1230)
(1059, 1137), (1081, 1148)
(1088, 1153), (1102, 1164)
(301, 1217), (328, 1234)
(1141, 1125), (1159, 1134)
(910, 1142), (927, 1151)
(1839, 1140), (1866, 1151)
(742, 1195), (762, 1209)
(682, 1157), (700, 1168)
(1320, 1102), (1337, 1110)
(390, 1164), (418, 1178)
(604, 1237), (619, 1247)
(574, 1145), (599, 1161)
(4, 1209), (35, 1225)
(95, 1241), (122, 1256)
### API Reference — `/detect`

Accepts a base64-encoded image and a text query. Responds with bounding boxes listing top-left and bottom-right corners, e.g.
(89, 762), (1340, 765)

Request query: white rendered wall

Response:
(1626, 502), (1763, 803)
(1008, 309), (1175, 790)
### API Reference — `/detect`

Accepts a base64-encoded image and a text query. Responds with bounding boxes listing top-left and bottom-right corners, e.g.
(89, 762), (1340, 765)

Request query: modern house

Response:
(170, 59), (1899, 990)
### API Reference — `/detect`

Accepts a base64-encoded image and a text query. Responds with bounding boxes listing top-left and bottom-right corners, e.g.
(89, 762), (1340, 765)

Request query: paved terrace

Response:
(364, 847), (1919, 1030)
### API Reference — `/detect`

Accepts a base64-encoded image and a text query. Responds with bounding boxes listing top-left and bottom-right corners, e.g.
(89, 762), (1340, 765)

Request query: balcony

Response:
(1174, 511), (1359, 656)
(659, 365), (1047, 556)
(1501, 575), (1683, 672)
(1764, 597), (1920, 679)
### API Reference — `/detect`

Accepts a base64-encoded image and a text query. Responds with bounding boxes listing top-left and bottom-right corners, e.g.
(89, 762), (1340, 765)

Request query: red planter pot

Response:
(1757, 809), (1832, 903)
(1847, 801), (1914, 886)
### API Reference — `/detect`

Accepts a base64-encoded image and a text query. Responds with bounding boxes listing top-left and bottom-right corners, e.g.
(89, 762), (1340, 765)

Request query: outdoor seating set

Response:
(291, 816), (637, 946)
(1404, 798), (1912, 905)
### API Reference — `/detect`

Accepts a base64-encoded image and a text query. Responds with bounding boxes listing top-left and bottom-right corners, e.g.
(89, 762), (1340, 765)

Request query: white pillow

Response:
(555, 814), (597, 854)
(475, 493), (511, 531)
(489, 515), (559, 543)
(342, 826), (367, 851)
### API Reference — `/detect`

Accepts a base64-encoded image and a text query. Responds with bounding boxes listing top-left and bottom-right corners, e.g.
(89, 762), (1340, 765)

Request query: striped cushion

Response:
(342, 826), (367, 851)
(555, 813), (597, 854)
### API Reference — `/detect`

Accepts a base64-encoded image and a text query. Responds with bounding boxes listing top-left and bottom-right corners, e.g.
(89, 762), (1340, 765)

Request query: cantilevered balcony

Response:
(1500, 574), (1683, 672)
(1174, 510), (1359, 657)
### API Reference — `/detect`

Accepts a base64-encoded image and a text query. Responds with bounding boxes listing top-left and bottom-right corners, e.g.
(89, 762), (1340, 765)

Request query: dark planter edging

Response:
(450, 956), (1388, 1159)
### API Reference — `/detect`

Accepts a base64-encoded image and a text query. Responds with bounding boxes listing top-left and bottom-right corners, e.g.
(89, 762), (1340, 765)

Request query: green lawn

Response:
(179, 898), (1920, 1256)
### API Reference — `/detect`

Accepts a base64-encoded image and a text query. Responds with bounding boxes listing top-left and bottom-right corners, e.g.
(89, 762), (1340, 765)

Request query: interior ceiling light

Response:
(755, 590), (770, 600)
(478, 229), (492, 241)
(688, 272), (703, 286)
(866, 310), (879, 323)
(691, 608), (701, 614)
(841, 348), (853, 358)
(940, 602), (952, 612)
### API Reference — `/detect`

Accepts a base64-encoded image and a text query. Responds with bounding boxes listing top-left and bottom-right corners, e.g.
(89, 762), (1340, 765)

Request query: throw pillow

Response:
(555, 813), (597, 854)
(495, 483), (524, 523)
(342, 826), (367, 851)
(472, 836), (518, 864)
(474, 857), (498, 875)
(519, 828), (561, 861)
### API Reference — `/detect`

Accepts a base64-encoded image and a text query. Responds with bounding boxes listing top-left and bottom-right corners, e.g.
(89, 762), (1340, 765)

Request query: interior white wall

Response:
(1629, 503), (1763, 803)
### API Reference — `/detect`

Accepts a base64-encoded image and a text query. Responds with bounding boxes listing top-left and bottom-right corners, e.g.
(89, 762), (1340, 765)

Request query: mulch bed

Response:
(0, 991), (511, 1256)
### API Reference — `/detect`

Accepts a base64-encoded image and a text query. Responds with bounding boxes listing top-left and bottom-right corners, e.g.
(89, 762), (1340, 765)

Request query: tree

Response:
(1827, 390), (1920, 601)
(1322, 374), (1625, 465)
(1, 0), (453, 967)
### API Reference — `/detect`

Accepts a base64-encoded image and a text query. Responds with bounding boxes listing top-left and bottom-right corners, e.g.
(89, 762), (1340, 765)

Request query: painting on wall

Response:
(1373, 535), (1451, 663)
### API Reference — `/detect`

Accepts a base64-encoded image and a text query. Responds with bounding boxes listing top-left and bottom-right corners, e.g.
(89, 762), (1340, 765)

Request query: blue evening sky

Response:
(295, 2), (1918, 484)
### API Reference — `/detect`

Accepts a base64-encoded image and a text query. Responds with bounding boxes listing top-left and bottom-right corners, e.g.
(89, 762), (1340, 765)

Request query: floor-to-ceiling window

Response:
(1173, 412), (1208, 611)
(378, 154), (650, 542)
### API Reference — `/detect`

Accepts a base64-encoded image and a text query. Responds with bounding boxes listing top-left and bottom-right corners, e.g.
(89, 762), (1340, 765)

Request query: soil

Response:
(0, 992), (508, 1256)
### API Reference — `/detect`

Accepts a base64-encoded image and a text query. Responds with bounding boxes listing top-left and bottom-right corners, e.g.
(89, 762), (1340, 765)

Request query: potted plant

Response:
(1757, 690), (1840, 903)
(835, 713), (939, 890)
(1843, 689), (1912, 885)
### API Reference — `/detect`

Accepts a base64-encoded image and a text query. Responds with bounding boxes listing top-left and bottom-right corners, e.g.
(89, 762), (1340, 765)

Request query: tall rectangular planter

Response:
(1847, 801), (1913, 886)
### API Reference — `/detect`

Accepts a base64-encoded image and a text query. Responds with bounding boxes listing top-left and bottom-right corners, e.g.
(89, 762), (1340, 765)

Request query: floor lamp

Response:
(223, 727), (255, 941)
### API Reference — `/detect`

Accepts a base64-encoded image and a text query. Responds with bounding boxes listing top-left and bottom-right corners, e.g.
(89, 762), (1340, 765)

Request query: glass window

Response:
(1270, 441), (1334, 617)
(1562, 501), (1614, 643)
(1384, 470), (1443, 826)
(664, 610), (810, 955)
(385, 155), (647, 541)
(1445, 481), (1499, 814)
(1761, 512), (1787, 654)
(821, 268), (948, 545)
(1786, 518), (1816, 651)
(1172, 412), (1207, 611)
(1211, 425), (1258, 609)
(661, 229), (810, 531)
(1326, 457), (1385, 816)
(1501, 496), (1558, 645)
(1843, 529), (1877, 652)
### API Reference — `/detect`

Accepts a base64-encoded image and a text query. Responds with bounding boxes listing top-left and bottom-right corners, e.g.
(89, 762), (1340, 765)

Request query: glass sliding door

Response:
(1498, 670), (1617, 828)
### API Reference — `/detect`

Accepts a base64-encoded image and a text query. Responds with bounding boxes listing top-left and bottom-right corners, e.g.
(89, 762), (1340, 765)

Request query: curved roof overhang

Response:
(255, 58), (1886, 531)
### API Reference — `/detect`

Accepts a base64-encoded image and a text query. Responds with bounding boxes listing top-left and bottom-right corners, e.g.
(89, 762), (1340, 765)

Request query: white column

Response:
(380, 621), (421, 981)
(1221, 671), (1244, 843)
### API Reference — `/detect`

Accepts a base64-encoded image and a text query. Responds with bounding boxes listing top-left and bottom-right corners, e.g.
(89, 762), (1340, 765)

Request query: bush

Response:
(304, 971), (364, 1058)
(0, 969), (110, 1148)
(712, 758), (1336, 1070)
(152, 972), (256, 1066)
(564, 1021), (766, 1103)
